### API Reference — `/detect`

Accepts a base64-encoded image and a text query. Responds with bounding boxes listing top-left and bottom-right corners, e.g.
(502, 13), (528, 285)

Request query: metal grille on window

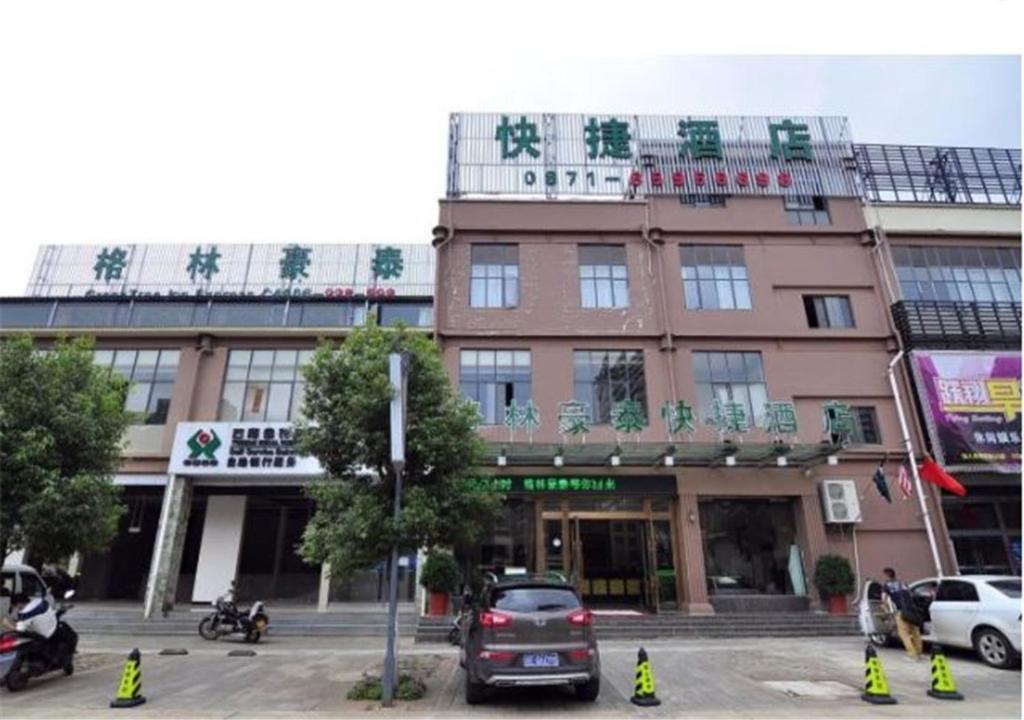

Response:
(573, 350), (647, 424)
(459, 350), (531, 425)
(219, 349), (314, 422)
(579, 245), (629, 308)
(470, 245), (519, 308)
(891, 245), (1021, 302)
(93, 348), (180, 425)
(681, 245), (751, 310)
(692, 351), (768, 424)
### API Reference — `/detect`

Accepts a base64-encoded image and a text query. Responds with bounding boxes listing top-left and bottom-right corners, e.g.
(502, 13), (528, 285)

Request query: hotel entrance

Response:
(539, 492), (679, 611)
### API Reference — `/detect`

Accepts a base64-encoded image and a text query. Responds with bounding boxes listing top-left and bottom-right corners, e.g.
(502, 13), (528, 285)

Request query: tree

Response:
(0, 334), (131, 563)
(296, 321), (501, 582)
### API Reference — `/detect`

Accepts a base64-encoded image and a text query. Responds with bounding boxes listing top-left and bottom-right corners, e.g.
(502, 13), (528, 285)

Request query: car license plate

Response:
(523, 653), (559, 668)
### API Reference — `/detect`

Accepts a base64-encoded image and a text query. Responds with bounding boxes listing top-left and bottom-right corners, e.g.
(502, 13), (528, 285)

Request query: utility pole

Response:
(382, 352), (408, 707)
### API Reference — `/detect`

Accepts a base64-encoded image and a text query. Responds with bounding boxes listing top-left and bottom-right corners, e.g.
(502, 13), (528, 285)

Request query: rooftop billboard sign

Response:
(447, 113), (860, 199)
(25, 243), (434, 298)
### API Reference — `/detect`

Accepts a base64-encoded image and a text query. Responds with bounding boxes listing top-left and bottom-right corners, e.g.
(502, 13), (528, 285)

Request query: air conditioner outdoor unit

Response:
(820, 480), (862, 524)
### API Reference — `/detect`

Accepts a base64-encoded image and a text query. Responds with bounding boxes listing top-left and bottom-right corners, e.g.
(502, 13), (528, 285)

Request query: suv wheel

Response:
(974, 627), (1016, 669)
(465, 672), (488, 705)
(575, 675), (600, 702)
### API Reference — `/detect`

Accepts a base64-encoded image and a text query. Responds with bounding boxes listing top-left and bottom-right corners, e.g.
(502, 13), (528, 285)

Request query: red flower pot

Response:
(428, 591), (450, 616)
(825, 594), (849, 615)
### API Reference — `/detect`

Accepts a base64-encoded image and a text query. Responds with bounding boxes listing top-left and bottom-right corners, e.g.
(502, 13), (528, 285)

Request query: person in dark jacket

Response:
(882, 567), (923, 660)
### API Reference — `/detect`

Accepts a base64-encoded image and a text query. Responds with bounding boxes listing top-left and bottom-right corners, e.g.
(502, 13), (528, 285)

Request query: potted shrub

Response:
(813, 554), (855, 615)
(420, 550), (460, 616)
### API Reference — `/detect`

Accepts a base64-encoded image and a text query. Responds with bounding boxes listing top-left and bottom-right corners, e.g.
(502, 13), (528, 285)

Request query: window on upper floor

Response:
(850, 406), (881, 444)
(93, 349), (181, 425)
(579, 245), (629, 309)
(219, 349), (314, 422)
(891, 246), (1021, 303)
(470, 244), (519, 308)
(803, 295), (855, 328)
(681, 245), (752, 310)
(784, 195), (831, 226)
(459, 350), (531, 425)
(692, 351), (768, 426)
(573, 350), (647, 425)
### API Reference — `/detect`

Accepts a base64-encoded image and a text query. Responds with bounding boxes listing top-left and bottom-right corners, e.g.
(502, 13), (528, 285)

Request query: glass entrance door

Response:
(571, 518), (651, 608)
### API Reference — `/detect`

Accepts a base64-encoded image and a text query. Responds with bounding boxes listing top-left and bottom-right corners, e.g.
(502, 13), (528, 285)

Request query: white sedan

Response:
(859, 575), (1021, 669)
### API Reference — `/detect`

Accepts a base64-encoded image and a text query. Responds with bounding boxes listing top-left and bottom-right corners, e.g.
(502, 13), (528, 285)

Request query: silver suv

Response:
(461, 575), (600, 704)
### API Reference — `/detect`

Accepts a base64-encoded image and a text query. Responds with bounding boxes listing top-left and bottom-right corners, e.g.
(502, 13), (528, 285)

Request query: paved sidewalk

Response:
(1, 634), (1019, 718)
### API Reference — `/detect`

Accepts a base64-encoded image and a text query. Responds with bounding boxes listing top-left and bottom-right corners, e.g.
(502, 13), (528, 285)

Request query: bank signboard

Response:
(26, 243), (434, 298)
(169, 422), (322, 477)
(910, 351), (1022, 472)
(447, 113), (858, 199)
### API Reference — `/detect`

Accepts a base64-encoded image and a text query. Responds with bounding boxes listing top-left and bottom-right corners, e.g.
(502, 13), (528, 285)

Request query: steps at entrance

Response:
(69, 606), (419, 637)
(413, 612), (860, 643)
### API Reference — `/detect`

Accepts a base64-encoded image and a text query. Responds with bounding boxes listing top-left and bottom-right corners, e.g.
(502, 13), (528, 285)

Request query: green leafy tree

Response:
(0, 335), (131, 563)
(296, 321), (501, 582)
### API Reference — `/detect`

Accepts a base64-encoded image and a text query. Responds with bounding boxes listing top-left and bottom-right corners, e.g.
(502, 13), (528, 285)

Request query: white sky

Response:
(1, 2), (1021, 296)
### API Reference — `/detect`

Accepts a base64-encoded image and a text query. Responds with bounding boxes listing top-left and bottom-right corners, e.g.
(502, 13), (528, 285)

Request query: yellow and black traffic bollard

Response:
(630, 647), (661, 707)
(861, 644), (897, 705)
(927, 645), (964, 701)
(110, 648), (146, 708)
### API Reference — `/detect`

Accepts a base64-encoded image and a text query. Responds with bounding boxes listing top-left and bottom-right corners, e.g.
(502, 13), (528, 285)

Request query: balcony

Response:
(891, 300), (1022, 349)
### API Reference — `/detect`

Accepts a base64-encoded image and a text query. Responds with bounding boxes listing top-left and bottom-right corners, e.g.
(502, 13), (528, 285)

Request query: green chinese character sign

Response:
(558, 400), (591, 438)
(93, 246), (129, 282)
(677, 120), (723, 160)
(706, 399), (749, 436)
(612, 400), (647, 435)
(584, 117), (632, 160)
(280, 245), (312, 281)
(760, 401), (799, 438)
(504, 400), (540, 440)
(186, 245), (222, 282)
(769, 120), (813, 161)
(495, 115), (541, 159)
(661, 400), (696, 438)
(823, 401), (856, 444)
(372, 246), (404, 280)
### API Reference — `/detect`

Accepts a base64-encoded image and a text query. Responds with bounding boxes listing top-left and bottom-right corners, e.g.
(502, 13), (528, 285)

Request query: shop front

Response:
(464, 475), (680, 610)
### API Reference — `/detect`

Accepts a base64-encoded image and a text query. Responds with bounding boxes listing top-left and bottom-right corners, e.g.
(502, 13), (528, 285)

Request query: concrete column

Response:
(677, 493), (713, 614)
(794, 492), (830, 610)
(318, 563), (331, 612)
(192, 495), (247, 603)
(143, 474), (193, 619)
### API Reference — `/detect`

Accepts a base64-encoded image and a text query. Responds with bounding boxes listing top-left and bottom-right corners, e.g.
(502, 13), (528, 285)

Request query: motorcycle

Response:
(1, 590), (79, 692)
(198, 588), (268, 643)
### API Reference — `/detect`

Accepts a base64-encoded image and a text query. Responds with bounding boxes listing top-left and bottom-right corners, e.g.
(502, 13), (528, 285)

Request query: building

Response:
(857, 142), (1022, 576)
(2, 243), (434, 614)
(433, 113), (975, 613)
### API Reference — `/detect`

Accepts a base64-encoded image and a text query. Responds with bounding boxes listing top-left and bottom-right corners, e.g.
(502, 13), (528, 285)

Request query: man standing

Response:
(881, 567), (923, 660)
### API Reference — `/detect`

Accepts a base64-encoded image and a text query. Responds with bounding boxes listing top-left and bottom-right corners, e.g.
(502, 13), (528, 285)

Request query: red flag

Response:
(919, 455), (967, 496)
(898, 463), (913, 499)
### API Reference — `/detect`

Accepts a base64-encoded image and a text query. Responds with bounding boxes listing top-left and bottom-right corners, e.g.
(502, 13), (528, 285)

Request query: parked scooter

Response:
(198, 585), (268, 643)
(1, 590), (79, 692)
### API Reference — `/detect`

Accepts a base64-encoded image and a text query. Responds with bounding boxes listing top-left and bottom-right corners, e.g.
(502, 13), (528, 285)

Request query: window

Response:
(0, 302), (53, 328)
(850, 406), (882, 444)
(208, 302), (287, 327)
(803, 295), (855, 328)
(891, 246), (1021, 303)
(130, 302), (199, 327)
(681, 246), (751, 310)
(94, 349), (181, 424)
(579, 245), (629, 308)
(219, 349), (314, 422)
(470, 244), (519, 308)
(934, 580), (979, 602)
(784, 195), (831, 226)
(286, 303), (364, 327)
(680, 194), (727, 208)
(988, 579), (1021, 598)
(490, 587), (580, 612)
(53, 302), (128, 327)
(459, 350), (531, 425)
(692, 351), (768, 425)
(379, 303), (433, 327)
(573, 350), (647, 424)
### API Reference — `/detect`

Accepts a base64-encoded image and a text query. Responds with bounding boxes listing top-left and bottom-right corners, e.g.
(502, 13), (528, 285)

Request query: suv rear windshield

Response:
(988, 579), (1021, 598)
(491, 587), (581, 613)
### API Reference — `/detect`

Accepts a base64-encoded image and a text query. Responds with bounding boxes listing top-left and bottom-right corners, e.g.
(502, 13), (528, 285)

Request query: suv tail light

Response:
(478, 650), (516, 661)
(567, 648), (594, 662)
(567, 609), (593, 626)
(479, 611), (513, 628)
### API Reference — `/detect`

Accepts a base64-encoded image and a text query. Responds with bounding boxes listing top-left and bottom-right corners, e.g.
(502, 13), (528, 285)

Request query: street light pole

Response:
(382, 352), (408, 707)
(887, 351), (943, 577)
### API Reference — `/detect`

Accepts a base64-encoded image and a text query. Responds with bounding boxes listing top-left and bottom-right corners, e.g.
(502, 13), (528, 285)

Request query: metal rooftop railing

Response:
(854, 144), (1021, 205)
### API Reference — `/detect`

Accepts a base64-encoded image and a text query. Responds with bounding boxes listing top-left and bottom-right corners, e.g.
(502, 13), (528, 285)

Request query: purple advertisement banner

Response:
(911, 351), (1021, 471)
